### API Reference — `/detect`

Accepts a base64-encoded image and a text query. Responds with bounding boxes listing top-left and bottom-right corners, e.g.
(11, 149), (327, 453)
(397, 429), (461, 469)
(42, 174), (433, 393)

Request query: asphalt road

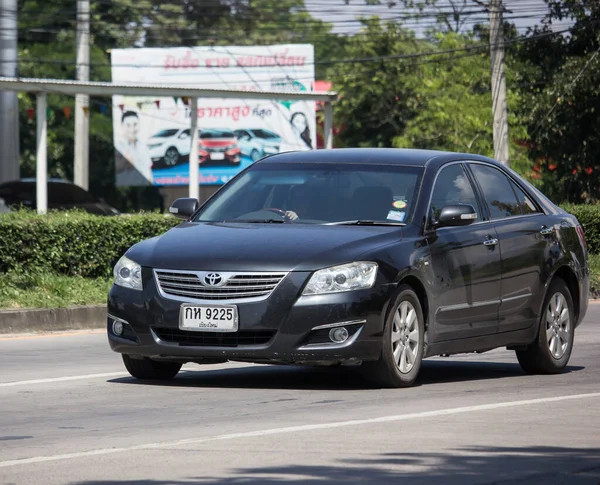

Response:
(1, 304), (599, 485)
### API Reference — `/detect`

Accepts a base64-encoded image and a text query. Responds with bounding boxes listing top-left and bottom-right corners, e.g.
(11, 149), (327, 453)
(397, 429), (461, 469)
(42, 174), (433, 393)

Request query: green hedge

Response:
(560, 204), (600, 255)
(0, 204), (598, 280)
(0, 211), (179, 278)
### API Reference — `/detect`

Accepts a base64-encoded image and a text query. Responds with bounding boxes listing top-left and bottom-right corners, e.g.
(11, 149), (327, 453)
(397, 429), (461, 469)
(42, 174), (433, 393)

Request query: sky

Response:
(306, 0), (572, 36)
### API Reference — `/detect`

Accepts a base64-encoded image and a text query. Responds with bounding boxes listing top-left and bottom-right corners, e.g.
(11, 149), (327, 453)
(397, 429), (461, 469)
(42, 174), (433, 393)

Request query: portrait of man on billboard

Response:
(115, 110), (153, 186)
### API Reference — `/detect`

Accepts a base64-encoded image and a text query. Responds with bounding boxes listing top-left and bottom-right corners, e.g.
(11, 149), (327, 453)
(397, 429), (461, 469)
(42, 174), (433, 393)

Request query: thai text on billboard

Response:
(110, 44), (316, 186)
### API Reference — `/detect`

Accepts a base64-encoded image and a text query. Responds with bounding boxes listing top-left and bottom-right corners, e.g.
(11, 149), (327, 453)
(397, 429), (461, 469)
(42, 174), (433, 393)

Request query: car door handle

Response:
(483, 238), (499, 246)
(540, 226), (554, 235)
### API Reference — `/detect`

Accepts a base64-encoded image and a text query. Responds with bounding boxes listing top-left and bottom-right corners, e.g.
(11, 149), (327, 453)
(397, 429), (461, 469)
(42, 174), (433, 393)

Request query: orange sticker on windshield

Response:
(393, 200), (407, 209)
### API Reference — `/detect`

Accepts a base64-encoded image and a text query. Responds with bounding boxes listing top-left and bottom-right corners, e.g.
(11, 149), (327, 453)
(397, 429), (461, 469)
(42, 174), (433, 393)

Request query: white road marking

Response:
(1, 391), (599, 468)
(0, 372), (127, 387)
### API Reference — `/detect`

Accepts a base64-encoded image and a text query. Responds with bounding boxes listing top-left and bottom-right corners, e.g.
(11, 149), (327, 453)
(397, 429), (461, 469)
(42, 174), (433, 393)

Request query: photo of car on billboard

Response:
(110, 44), (316, 187)
(149, 128), (242, 169)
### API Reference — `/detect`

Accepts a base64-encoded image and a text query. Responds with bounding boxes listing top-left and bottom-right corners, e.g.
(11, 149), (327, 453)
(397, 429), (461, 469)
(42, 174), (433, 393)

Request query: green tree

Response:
(515, 0), (600, 202)
(393, 31), (530, 174)
(329, 20), (426, 148)
(329, 21), (530, 176)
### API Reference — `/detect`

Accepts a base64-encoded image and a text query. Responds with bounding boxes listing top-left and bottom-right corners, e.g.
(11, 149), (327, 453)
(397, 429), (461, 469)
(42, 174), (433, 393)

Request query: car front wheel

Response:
(516, 278), (575, 374)
(251, 149), (261, 162)
(363, 285), (425, 388)
(122, 354), (182, 380)
(164, 147), (180, 166)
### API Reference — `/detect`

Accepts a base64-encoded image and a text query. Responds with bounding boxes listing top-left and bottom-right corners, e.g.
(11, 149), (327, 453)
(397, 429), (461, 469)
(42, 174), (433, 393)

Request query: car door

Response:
(176, 129), (191, 156)
(234, 130), (251, 156)
(426, 163), (502, 341)
(468, 162), (552, 332)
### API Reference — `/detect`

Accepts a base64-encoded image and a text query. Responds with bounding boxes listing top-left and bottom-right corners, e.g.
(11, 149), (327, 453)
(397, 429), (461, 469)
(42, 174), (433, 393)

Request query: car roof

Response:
(257, 148), (498, 168)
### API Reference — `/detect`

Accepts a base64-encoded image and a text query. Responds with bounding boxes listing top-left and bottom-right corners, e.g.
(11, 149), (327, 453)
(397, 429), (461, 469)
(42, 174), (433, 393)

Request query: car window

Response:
(510, 180), (541, 215)
(152, 129), (179, 138)
(252, 129), (279, 139)
(469, 164), (521, 220)
(194, 162), (423, 224)
(200, 130), (234, 139)
(430, 164), (480, 222)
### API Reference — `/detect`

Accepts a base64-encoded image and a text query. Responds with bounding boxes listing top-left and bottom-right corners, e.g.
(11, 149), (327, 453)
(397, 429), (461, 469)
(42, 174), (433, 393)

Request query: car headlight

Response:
(303, 262), (378, 295)
(114, 255), (143, 291)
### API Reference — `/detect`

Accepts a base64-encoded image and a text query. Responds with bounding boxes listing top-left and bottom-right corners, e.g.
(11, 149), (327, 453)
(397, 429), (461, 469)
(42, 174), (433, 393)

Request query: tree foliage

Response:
(515, 0), (600, 202)
(330, 20), (531, 175)
(329, 20), (425, 148)
(393, 32), (529, 173)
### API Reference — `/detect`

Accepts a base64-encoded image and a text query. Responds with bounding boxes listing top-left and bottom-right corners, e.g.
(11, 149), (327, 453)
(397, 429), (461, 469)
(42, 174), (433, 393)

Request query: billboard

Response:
(110, 44), (316, 186)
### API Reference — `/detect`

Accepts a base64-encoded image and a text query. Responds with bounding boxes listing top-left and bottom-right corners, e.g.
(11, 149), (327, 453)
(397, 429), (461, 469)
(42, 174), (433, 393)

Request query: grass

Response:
(0, 271), (112, 310)
(589, 253), (600, 295)
(1, 256), (599, 310)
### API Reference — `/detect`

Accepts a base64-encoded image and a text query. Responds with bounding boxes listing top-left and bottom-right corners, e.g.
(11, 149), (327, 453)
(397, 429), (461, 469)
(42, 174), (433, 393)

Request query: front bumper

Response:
(107, 269), (390, 365)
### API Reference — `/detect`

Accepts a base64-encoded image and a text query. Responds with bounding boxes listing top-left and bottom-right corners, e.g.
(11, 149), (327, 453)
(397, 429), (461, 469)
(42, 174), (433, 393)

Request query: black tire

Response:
(122, 354), (182, 380)
(516, 278), (575, 374)
(250, 149), (261, 162)
(363, 285), (425, 388)
(164, 147), (180, 166)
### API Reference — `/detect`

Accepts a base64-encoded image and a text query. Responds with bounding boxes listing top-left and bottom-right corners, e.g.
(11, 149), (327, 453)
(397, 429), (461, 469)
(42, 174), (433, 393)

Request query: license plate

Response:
(210, 152), (225, 160)
(179, 304), (238, 332)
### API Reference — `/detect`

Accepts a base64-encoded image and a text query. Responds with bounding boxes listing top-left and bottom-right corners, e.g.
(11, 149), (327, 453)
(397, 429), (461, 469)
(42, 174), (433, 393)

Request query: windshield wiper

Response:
(325, 220), (405, 226)
(220, 219), (287, 224)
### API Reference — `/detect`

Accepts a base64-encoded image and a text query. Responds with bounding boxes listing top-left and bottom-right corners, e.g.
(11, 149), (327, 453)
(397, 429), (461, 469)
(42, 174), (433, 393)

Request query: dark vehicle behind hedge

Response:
(0, 179), (120, 216)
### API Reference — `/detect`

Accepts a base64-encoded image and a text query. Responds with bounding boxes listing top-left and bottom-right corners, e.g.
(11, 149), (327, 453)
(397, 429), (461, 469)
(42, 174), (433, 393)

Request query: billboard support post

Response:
(36, 92), (47, 214)
(324, 101), (333, 150)
(189, 97), (199, 201)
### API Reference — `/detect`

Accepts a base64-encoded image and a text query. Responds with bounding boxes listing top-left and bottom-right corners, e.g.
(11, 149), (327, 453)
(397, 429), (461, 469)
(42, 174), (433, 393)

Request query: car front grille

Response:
(153, 327), (275, 347)
(154, 270), (287, 302)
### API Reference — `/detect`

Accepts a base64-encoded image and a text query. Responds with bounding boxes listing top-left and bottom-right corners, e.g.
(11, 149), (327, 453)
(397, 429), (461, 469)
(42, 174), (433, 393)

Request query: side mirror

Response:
(169, 198), (199, 219)
(436, 204), (477, 228)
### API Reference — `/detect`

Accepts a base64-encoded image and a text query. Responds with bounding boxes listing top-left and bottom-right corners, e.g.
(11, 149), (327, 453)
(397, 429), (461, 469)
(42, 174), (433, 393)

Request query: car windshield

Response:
(194, 162), (422, 224)
(200, 130), (234, 139)
(151, 129), (180, 138)
(252, 129), (280, 139)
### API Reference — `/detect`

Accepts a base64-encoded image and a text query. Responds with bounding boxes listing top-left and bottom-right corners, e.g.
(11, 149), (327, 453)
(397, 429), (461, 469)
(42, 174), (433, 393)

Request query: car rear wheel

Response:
(363, 285), (425, 388)
(516, 278), (575, 374)
(122, 354), (182, 380)
(164, 147), (180, 166)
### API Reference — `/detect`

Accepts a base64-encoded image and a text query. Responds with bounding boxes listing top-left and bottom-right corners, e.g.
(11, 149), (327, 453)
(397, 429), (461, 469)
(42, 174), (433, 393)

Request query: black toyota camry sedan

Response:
(107, 148), (589, 387)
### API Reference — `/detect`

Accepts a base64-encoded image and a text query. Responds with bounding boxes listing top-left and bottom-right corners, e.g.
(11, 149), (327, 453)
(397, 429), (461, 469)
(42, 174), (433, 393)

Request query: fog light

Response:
(112, 320), (124, 336)
(329, 327), (349, 343)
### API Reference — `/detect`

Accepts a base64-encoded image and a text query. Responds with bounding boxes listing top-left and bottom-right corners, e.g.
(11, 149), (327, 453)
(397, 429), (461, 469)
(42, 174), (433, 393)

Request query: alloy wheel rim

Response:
(546, 292), (570, 360)
(165, 149), (178, 165)
(391, 300), (420, 374)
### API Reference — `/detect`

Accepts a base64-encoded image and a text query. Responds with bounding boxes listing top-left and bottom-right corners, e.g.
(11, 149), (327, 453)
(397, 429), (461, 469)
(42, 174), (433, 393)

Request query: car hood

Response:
(126, 222), (403, 272)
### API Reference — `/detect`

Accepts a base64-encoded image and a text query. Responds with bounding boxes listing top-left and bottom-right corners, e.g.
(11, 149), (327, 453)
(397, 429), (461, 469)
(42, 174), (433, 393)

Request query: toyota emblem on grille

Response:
(203, 273), (223, 287)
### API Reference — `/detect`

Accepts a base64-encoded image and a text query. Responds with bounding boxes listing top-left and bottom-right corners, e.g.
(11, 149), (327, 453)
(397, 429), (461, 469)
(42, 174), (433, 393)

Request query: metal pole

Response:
(74, 0), (90, 189)
(36, 93), (48, 214)
(490, 0), (509, 166)
(0, 0), (20, 183)
(189, 97), (199, 200)
(323, 101), (333, 149)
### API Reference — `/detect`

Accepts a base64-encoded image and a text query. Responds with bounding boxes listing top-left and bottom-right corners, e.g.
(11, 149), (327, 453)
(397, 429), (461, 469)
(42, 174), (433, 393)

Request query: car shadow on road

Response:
(69, 445), (600, 484)
(108, 360), (584, 391)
